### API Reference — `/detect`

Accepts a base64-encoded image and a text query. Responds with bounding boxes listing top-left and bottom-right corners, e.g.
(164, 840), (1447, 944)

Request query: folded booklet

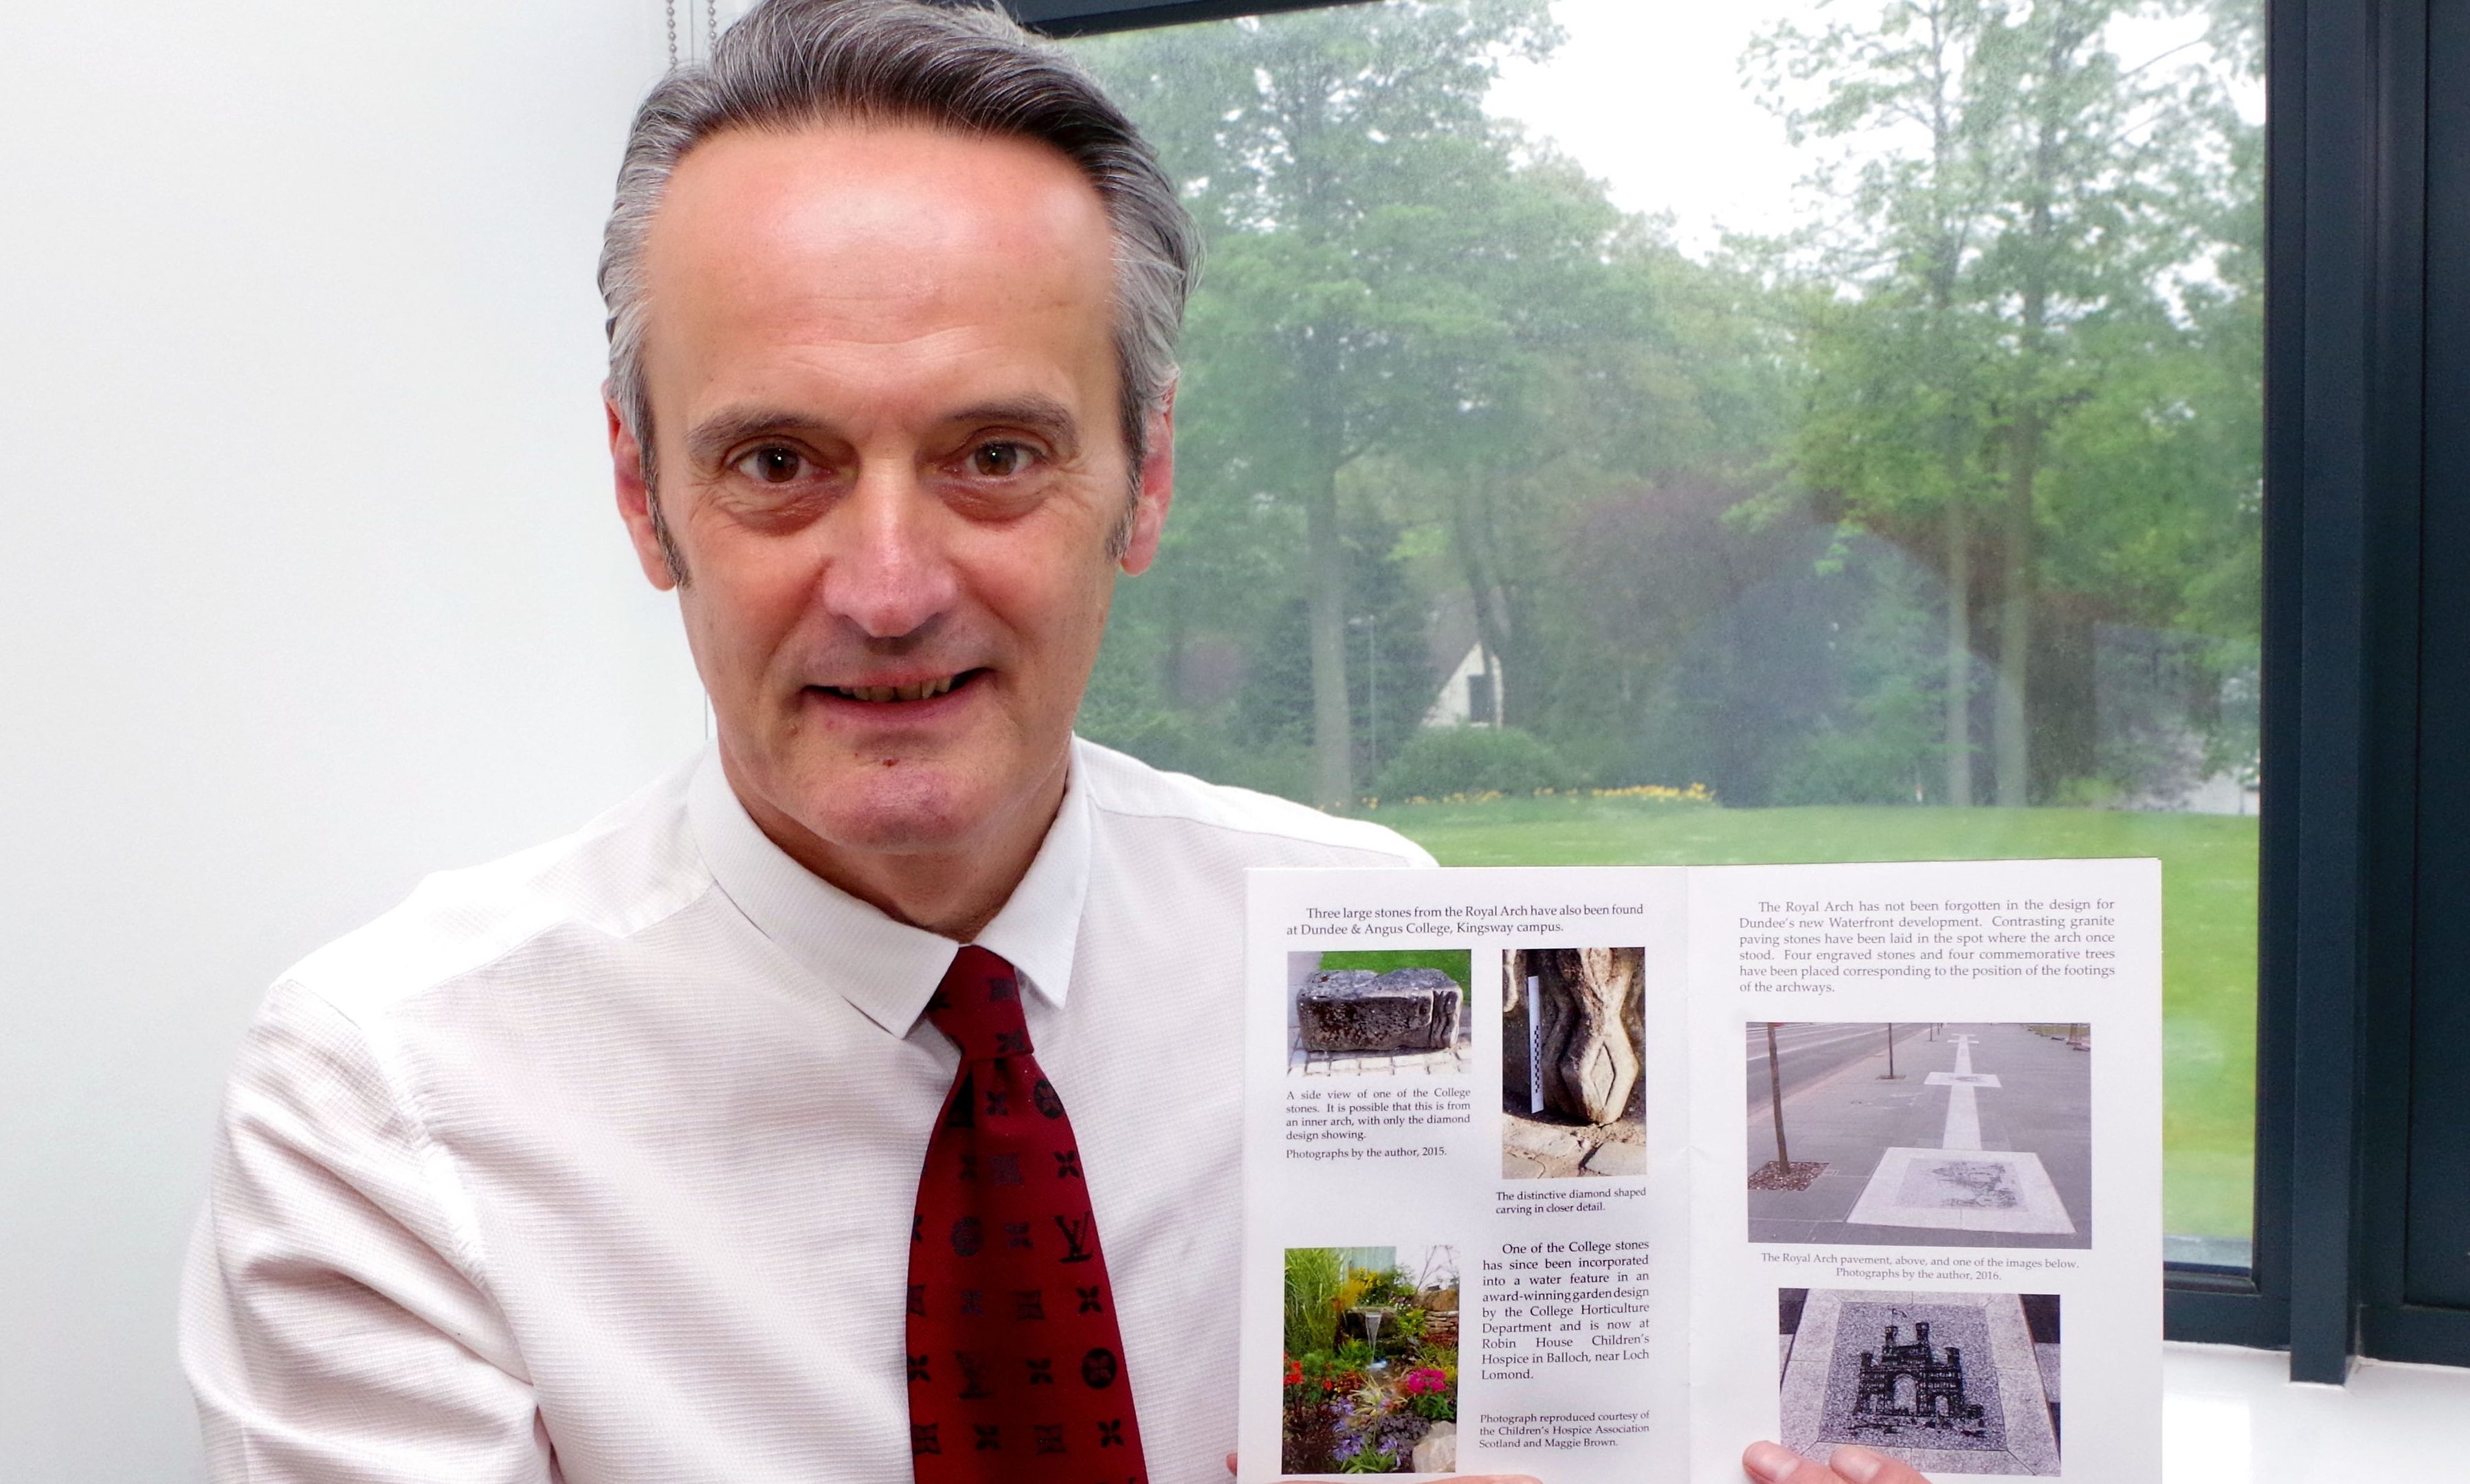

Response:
(1237, 859), (2160, 1482)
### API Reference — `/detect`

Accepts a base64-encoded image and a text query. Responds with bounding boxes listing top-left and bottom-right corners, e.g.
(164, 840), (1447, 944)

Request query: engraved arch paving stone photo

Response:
(1778, 1288), (2062, 1478)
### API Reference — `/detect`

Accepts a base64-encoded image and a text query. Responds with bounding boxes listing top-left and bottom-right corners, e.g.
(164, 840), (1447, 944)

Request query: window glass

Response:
(1069, 0), (2264, 1266)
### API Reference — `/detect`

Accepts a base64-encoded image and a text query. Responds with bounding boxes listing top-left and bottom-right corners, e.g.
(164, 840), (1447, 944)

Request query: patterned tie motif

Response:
(906, 946), (1147, 1484)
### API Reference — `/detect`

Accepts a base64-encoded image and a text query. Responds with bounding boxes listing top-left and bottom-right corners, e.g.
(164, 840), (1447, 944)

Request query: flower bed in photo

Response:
(1281, 1247), (1461, 1474)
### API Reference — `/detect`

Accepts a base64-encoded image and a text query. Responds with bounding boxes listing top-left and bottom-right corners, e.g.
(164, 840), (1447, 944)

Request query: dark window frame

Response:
(954, 0), (1382, 38)
(988, 0), (2470, 1375)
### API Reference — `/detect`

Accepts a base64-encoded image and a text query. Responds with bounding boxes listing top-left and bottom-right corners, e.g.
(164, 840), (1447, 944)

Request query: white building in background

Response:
(1418, 592), (1505, 730)
(1423, 642), (1504, 729)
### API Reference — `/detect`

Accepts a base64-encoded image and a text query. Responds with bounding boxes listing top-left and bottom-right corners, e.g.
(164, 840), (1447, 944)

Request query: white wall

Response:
(0, 5), (713, 1478)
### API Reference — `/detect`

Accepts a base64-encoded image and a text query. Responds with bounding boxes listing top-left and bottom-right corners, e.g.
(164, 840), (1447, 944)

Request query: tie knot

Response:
(925, 945), (1034, 1061)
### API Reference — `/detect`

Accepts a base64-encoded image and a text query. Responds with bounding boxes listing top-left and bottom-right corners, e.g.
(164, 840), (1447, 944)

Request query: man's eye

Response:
(969, 441), (1034, 478)
(734, 446), (808, 484)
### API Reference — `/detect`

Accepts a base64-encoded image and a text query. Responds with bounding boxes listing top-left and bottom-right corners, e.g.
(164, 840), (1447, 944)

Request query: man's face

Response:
(611, 123), (1171, 877)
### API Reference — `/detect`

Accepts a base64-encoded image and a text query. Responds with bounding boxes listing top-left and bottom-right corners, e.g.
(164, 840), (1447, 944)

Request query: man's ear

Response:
(607, 388), (680, 592)
(1118, 384), (1177, 576)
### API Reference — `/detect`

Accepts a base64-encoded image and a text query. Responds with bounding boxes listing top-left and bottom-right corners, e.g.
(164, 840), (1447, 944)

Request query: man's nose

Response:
(821, 464), (961, 641)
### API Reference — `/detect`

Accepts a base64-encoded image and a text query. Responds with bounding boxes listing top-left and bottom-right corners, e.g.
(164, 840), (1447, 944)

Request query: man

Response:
(179, 4), (1922, 1483)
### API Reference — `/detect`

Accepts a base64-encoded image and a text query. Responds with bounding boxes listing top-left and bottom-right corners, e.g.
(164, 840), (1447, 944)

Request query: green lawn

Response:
(1315, 949), (1475, 985)
(1364, 795), (2259, 1242)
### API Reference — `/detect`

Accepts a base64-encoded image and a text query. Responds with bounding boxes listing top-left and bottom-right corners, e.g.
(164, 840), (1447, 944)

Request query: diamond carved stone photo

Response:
(1500, 946), (1647, 1179)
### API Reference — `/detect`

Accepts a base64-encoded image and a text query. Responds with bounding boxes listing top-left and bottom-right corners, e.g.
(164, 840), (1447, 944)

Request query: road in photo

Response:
(1747, 1022), (2092, 1249)
(1747, 1023), (1935, 1110)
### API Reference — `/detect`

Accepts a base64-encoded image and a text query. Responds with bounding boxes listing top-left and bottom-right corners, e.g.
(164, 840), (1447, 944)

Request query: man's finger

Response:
(1744, 1439), (1936, 1484)
(1823, 1444), (1930, 1483)
(1744, 1440), (1840, 1483)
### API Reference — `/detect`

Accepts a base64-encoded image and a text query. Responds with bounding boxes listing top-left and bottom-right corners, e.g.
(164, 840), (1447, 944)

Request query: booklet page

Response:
(1687, 858), (2161, 1483)
(1238, 867), (1694, 1482)
(1236, 859), (2160, 1484)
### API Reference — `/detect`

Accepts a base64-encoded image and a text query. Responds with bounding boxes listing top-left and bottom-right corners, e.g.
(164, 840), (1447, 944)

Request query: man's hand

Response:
(1225, 1453), (1538, 1482)
(1743, 1440), (1931, 1483)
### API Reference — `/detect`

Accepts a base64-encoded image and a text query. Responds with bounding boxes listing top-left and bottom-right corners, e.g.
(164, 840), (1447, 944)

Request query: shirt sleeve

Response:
(180, 979), (553, 1483)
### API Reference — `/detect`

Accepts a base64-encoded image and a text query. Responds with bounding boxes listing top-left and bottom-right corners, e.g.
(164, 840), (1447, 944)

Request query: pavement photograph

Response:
(1747, 1022), (2093, 1249)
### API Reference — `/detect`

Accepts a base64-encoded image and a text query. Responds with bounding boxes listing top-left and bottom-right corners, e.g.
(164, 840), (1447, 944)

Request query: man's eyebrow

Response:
(949, 396), (1081, 454)
(684, 407), (823, 468)
(682, 397), (1084, 466)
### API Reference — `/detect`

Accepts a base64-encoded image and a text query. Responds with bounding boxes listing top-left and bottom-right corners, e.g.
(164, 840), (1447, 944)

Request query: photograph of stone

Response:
(1288, 951), (1473, 1077)
(1280, 1246), (1462, 1475)
(1777, 1287), (2062, 1478)
(1747, 1022), (2091, 1248)
(1500, 947), (1645, 1179)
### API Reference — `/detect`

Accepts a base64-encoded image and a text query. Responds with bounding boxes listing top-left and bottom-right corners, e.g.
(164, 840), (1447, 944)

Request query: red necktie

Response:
(906, 946), (1148, 1483)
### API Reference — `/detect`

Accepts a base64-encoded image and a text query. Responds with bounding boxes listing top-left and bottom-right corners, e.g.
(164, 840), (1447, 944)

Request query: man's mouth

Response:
(816, 671), (977, 704)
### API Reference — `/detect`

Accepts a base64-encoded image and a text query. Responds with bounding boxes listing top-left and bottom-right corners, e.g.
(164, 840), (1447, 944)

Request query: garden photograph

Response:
(1281, 1245), (1463, 1474)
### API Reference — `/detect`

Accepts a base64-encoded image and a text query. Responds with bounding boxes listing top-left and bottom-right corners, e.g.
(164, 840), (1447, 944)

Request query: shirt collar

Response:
(685, 745), (1091, 1038)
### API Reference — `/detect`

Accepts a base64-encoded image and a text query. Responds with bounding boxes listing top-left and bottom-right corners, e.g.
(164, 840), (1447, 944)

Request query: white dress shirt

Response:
(180, 739), (1432, 1484)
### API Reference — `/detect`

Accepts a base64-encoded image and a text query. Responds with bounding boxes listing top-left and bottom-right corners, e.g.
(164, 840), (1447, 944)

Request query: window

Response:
(1063, 0), (2263, 1263)
(1031, 0), (2470, 1374)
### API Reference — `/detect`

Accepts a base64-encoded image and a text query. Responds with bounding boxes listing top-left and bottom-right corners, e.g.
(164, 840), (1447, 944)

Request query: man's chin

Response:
(721, 726), (1071, 875)
(785, 762), (1005, 857)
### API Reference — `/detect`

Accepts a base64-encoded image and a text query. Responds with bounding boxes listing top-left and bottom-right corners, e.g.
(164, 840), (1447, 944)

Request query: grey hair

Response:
(598, 0), (1199, 580)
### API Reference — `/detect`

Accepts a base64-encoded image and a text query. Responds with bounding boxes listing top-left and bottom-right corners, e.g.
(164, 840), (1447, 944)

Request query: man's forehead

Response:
(645, 122), (1117, 324)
